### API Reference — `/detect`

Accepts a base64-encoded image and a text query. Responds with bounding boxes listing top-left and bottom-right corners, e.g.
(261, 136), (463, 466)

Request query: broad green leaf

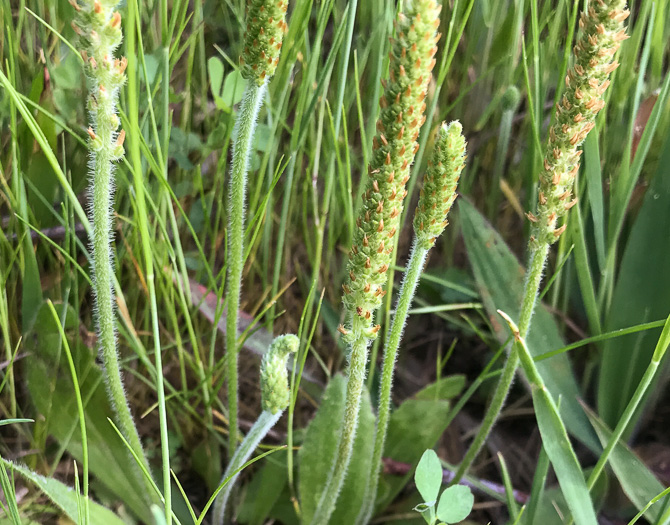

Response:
(415, 450), (442, 503)
(298, 374), (375, 525)
(208, 56), (224, 98)
(436, 485), (474, 524)
(24, 303), (152, 523)
(586, 408), (670, 523)
(496, 311), (598, 525)
(376, 399), (451, 511)
(458, 198), (599, 451)
(414, 375), (465, 401)
(0, 458), (126, 525)
(597, 132), (670, 432)
(220, 70), (246, 110)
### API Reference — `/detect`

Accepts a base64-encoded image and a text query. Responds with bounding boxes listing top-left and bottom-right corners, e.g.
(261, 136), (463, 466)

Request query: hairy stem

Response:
(311, 314), (370, 525)
(452, 241), (549, 483)
(213, 410), (282, 525)
(226, 81), (267, 454)
(360, 241), (428, 524)
(90, 86), (149, 479)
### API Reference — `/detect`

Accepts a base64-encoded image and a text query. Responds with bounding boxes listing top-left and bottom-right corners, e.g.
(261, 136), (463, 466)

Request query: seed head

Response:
(241, 0), (290, 85)
(343, 0), (441, 325)
(530, 0), (628, 246)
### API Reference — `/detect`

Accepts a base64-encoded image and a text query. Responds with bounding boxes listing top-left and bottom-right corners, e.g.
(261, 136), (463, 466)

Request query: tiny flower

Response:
(530, 0), (629, 247)
(342, 0), (441, 329)
(413, 121), (466, 249)
(240, 0), (290, 85)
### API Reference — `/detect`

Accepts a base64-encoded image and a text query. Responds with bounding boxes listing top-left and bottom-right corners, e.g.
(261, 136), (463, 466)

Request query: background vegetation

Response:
(1, 0), (669, 523)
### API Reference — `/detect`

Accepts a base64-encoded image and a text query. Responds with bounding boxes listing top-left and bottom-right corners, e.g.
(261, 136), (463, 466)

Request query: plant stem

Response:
(90, 95), (148, 478)
(360, 241), (428, 524)
(212, 410), (282, 525)
(311, 314), (370, 525)
(452, 241), (549, 483)
(226, 80), (267, 455)
(585, 315), (670, 491)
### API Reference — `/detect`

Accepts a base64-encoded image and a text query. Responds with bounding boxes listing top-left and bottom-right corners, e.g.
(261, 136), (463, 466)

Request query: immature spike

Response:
(240, 0), (291, 85)
(260, 335), (299, 413)
(413, 122), (466, 249)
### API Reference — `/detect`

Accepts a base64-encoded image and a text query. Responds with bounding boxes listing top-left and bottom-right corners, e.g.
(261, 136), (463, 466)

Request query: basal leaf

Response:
(376, 399), (451, 512)
(0, 458), (126, 525)
(298, 374), (374, 525)
(24, 303), (153, 523)
(586, 408), (670, 523)
(597, 133), (670, 432)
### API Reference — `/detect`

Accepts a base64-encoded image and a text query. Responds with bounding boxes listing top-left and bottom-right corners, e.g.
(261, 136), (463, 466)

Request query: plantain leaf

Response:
(24, 303), (153, 522)
(458, 198), (599, 451)
(585, 407), (670, 523)
(0, 457), (126, 525)
(298, 374), (375, 525)
(376, 398), (451, 512)
(597, 132), (670, 432)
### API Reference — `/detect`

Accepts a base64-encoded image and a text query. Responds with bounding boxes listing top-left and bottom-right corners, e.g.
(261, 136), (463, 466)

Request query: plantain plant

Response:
(71, 0), (152, 483)
(309, 2), (442, 523)
(225, 0), (290, 457)
(452, 0), (630, 484)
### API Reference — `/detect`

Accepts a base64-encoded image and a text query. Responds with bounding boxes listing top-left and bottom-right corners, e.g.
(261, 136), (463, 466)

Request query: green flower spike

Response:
(213, 334), (299, 525)
(312, 3), (442, 525)
(452, 0), (629, 490)
(71, 0), (155, 503)
(413, 121), (466, 249)
(260, 334), (299, 414)
(342, 0), (441, 337)
(240, 0), (289, 85)
(359, 119), (467, 525)
(528, 0), (629, 247)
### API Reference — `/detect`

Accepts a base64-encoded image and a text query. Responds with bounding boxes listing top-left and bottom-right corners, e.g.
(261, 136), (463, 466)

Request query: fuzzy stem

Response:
(452, 241), (549, 484)
(311, 314), (370, 525)
(361, 241), (429, 524)
(90, 87), (149, 479)
(226, 80), (267, 455)
(212, 410), (282, 525)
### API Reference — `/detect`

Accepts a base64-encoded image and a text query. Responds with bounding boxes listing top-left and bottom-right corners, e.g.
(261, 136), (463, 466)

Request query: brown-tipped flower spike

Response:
(530, 0), (629, 247)
(414, 121), (466, 249)
(241, 0), (290, 85)
(342, 0), (441, 336)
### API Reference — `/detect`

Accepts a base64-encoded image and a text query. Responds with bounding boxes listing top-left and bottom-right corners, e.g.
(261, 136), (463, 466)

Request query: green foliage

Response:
(2, 0), (670, 523)
(413, 450), (474, 524)
(298, 374), (375, 525)
(24, 303), (153, 522)
(597, 132), (670, 431)
(587, 406), (670, 522)
(458, 199), (598, 450)
(0, 458), (126, 525)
